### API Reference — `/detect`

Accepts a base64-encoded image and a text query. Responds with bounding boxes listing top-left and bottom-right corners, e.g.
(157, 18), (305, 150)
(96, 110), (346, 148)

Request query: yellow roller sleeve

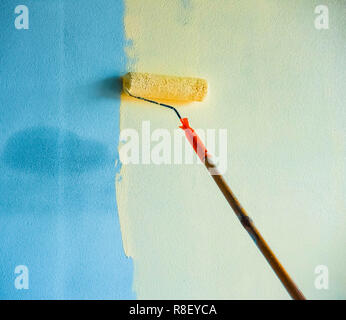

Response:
(123, 72), (208, 102)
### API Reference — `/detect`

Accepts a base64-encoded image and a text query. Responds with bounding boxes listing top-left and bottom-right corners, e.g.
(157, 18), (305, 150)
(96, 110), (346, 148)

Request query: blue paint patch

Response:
(0, 0), (134, 299)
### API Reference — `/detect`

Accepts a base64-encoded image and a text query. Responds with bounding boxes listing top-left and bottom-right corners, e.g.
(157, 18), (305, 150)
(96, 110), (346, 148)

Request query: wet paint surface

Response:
(118, 0), (346, 299)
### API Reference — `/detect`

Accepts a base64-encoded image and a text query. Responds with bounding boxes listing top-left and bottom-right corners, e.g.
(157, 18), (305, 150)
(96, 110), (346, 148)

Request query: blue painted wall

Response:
(0, 0), (134, 299)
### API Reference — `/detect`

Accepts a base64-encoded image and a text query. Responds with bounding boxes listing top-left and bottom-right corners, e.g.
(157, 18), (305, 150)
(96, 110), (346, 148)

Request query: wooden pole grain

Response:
(204, 157), (306, 300)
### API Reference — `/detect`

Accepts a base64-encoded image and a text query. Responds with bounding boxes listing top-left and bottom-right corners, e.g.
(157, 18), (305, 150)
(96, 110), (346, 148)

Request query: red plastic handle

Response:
(179, 118), (208, 162)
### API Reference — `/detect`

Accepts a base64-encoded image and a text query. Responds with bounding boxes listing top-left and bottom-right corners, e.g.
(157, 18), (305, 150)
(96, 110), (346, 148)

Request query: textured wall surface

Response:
(118, 0), (345, 299)
(0, 1), (134, 299)
(0, 0), (345, 300)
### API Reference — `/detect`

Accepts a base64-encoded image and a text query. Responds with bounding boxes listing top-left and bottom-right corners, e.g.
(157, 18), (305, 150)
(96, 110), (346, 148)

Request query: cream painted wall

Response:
(117, 0), (345, 299)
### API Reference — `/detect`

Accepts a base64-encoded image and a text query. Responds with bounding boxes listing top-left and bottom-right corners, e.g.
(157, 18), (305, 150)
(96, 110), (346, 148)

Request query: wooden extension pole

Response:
(205, 158), (306, 300)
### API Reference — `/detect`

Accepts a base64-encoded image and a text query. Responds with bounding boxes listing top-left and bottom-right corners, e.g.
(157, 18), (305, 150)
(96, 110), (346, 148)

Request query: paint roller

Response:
(122, 72), (306, 300)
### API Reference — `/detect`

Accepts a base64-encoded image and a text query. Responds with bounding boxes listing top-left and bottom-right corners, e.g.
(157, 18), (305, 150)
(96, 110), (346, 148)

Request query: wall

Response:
(0, 0), (344, 300)
(118, 0), (346, 299)
(0, 0), (134, 299)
